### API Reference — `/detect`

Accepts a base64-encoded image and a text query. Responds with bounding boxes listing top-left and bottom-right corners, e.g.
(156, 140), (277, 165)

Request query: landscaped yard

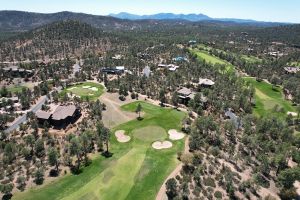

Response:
(60, 82), (104, 101)
(243, 77), (296, 118)
(13, 102), (186, 200)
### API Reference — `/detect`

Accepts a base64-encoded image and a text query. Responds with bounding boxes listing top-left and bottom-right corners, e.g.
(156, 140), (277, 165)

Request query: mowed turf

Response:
(60, 82), (104, 101)
(243, 77), (296, 118)
(189, 48), (234, 72)
(13, 102), (185, 200)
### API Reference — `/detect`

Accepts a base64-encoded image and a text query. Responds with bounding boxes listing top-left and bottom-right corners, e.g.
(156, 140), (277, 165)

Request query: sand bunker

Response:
(115, 130), (131, 143)
(287, 111), (297, 117)
(82, 86), (91, 89)
(152, 141), (173, 150)
(88, 93), (94, 96)
(90, 87), (98, 91)
(168, 129), (185, 140)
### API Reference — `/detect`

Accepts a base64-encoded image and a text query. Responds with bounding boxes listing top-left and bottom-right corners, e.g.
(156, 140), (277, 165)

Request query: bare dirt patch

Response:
(100, 93), (137, 128)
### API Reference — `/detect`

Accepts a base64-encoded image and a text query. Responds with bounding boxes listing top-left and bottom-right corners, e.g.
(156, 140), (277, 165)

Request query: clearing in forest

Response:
(13, 102), (186, 200)
(243, 77), (296, 118)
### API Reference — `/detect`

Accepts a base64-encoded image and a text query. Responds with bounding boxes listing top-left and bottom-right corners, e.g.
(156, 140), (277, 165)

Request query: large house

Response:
(284, 67), (300, 74)
(2, 66), (34, 78)
(177, 87), (195, 104)
(36, 105), (81, 129)
(199, 78), (215, 87)
(101, 66), (125, 75)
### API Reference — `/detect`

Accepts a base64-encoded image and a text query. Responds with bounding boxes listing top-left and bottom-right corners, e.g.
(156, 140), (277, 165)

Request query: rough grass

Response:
(60, 82), (104, 101)
(243, 77), (296, 118)
(6, 85), (26, 93)
(13, 102), (186, 200)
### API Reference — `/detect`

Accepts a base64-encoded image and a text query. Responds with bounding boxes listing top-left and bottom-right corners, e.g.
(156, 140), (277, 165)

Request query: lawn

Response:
(243, 77), (296, 118)
(60, 82), (104, 101)
(190, 48), (234, 72)
(241, 55), (262, 63)
(13, 102), (186, 200)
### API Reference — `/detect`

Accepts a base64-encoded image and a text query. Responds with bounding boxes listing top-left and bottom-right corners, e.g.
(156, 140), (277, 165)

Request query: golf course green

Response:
(60, 82), (105, 101)
(13, 102), (186, 200)
(244, 77), (296, 118)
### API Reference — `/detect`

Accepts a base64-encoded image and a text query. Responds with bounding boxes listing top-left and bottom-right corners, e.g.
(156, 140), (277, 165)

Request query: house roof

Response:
(199, 78), (215, 86)
(284, 67), (300, 74)
(225, 109), (242, 129)
(177, 87), (192, 96)
(36, 110), (52, 120)
(52, 105), (77, 121)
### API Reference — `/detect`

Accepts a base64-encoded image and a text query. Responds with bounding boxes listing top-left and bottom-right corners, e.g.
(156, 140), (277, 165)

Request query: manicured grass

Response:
(241, 55), (262, 63)
(13, 102), (186, 200)
(243, 77), (296, 118)
(190, 48), (234, 72)
(133, 126), (166, 142)
(60, 82), (104, 101)
(289, 61), (300, 66)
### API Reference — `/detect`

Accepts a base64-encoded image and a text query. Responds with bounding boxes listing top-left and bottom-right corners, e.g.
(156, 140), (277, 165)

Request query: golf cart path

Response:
(156, 136), (190, 200)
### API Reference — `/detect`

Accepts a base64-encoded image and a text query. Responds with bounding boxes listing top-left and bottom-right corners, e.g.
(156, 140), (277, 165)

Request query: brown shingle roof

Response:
(36, 110), (51, 119)
(52, 105), (77, 121)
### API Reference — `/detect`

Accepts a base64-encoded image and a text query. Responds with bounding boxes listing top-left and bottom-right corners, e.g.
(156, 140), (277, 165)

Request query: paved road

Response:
(4, 87), (62, 133)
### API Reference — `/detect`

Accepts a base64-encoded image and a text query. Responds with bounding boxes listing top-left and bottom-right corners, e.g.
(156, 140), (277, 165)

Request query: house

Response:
(102, 67), (124, 75)
(284, 67), (300, 74)
(225, 109), (242, 129)
(177, 87), (195, 104)
(172, 57), (188, 62)
(116, 66), (125, 73)
(188, 40), (197, 45)
(36, 110), (52, 125)
(199, 78), (215, 87)
(143, 66), (151, 77)
(3, 66), (34, 77)
(51, 105), (81, 129)
(168, 65), (179, 72)
(36, 105), (81, 129)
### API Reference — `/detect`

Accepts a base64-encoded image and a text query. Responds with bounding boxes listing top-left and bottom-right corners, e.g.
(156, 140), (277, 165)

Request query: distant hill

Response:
(109, 12), (211, 22)
(109, 12), (289, 26)
(0, 10), (146, 32)
(0, 10), (289, 34)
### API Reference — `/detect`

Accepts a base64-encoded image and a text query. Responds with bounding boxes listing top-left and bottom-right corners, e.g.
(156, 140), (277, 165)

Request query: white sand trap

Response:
(115, 130), (131, 143)
(67, 87), (77, 91)
(88, 93), (94, 96)
(152, 141), (173, 150)
(168, 129), (185, 140)
(89, 87), (98, 91)
(287, 111), (297, 117)
(82, 86), (91, 89)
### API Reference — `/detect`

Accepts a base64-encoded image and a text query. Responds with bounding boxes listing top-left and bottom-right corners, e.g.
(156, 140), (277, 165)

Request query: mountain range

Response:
(0, 10), (292, 34)
(109, 12), (289, 25)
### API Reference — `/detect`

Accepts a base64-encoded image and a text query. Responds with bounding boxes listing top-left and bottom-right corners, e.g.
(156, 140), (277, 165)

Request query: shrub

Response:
(214, 191), (223, 199)
(203, 178), (216, 187)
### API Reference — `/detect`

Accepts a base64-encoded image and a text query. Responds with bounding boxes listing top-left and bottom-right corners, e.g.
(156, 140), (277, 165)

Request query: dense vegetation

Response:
(0, 14), (299, 200)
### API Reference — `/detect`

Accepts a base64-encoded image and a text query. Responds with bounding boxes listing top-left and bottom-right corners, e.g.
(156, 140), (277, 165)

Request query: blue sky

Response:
(1, 0), (300, 23)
